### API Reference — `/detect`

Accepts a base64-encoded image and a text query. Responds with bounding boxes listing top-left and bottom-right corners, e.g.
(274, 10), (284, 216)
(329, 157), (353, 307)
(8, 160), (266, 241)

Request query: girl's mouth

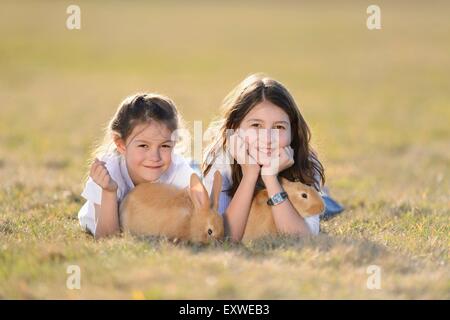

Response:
(144, 165), (163, 169)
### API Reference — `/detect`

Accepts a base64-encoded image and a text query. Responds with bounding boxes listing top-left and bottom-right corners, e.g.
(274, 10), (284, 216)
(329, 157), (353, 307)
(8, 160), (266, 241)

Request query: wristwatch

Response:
(267, 191), (288, 206)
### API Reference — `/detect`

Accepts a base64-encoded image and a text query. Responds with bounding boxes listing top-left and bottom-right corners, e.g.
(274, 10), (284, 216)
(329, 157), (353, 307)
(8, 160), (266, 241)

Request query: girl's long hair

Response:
(202, 74), (325, 196)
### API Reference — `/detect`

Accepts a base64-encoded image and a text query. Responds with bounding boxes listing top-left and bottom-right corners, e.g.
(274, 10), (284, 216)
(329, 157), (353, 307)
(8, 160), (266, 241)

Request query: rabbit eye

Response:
(301, 193), (308, 199)
(208, 228), (213, 235)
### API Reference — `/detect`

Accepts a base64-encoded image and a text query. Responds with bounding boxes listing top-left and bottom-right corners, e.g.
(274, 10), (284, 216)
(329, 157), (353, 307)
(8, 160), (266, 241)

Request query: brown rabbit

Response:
(119, 171), (224, 244)
(242, 178), (325, 242)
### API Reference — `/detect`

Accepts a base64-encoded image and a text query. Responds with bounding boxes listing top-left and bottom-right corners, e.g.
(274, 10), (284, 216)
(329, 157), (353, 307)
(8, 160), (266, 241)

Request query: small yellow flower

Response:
(132, 290), (145, 300)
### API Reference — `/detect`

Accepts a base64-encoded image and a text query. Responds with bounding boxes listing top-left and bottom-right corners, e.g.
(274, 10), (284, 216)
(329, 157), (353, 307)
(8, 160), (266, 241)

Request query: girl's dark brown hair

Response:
(109, 93), (179, 144)
(202, 74), (325, 196)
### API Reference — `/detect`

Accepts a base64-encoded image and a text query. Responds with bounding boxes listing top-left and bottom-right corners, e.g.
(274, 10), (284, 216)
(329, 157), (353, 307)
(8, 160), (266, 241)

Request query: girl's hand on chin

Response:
(229, 132), (261, 179)
(248, 141), (271, 167)
(250, 128), (283, 169)
(261, 146), (294, 177)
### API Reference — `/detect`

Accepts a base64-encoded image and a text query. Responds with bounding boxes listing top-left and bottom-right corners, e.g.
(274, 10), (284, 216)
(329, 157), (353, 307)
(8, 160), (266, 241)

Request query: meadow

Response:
(0, 0), (449, 299)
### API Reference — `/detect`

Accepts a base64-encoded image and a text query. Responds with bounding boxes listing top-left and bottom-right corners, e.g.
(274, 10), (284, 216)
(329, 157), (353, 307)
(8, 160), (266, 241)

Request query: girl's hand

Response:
(90, 158), (118, 192)
(229, 132), (261, 179)
(261, 146), (294, 177)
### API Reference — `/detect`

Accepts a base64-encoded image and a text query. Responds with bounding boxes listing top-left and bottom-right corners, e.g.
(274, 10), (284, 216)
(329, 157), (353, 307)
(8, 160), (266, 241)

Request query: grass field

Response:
(0, 0), (449, 299)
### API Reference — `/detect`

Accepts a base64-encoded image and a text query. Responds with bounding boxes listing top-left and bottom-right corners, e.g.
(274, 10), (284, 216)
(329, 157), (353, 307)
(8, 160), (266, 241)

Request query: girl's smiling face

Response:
(239, 100), (292, 152)
(116, 121), (174, 185)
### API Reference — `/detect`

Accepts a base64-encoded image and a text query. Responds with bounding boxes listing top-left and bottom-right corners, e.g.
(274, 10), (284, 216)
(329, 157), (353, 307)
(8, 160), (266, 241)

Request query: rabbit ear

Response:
(189, 173), (210, 211)
(210, 170), (222, 212)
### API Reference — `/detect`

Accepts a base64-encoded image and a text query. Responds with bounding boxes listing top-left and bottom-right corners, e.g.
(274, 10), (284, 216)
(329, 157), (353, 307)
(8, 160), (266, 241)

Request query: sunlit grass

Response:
(0, 0), (449, 299)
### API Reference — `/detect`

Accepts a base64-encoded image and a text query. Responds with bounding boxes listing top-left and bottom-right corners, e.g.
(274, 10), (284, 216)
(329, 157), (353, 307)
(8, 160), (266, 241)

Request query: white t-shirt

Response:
(202, 151), (321, 235)
(78, 152), (195, 234)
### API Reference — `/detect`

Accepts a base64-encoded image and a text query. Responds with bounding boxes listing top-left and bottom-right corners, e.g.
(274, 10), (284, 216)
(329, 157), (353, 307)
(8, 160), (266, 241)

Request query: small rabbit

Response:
(242, 178), (325, 242)
(120, 171), (224, 244)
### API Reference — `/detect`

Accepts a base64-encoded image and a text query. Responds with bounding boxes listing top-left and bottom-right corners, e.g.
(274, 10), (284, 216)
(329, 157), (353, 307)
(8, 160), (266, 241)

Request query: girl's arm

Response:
(89, 158), (120, 239)
(93, 190), (120, 239)
(261, 146), (312, 236)
(223, 133), (260, 242)
(223, 170), (259, 242)
(262, 175), (311, 236)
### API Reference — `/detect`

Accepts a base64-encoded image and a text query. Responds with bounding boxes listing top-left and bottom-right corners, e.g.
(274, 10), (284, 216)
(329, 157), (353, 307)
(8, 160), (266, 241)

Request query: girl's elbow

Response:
(93, 225), (119, 240)
(93, 228), (107, 240)
(225, 225), (243, 243)
(291, 222), (315, 237)
(230, 234), (243, 243)
(292, 227), (311, 238)
(223, 213), (244, 243)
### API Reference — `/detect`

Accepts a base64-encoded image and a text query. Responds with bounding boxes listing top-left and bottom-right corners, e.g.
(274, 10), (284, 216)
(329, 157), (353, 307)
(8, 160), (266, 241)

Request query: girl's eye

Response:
(138, 144), (148, 149)
(274, 125), (286, 130)
(161, 144), (173, 149)
(250, 123), (261, 128)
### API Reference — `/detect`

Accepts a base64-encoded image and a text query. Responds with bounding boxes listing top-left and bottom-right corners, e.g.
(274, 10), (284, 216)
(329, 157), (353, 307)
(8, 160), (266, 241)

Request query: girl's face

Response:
(117, 121), (174, 185)
(238, 100), (292, 152)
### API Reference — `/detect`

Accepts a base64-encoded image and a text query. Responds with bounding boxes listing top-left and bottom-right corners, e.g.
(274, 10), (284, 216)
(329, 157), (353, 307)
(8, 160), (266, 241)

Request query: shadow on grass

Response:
(126, 232), (395, 269)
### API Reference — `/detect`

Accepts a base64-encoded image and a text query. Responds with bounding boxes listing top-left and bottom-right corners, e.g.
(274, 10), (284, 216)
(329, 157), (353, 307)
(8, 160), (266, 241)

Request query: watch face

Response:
(273, 193), (282, 203)
(268, 192), (287, 206)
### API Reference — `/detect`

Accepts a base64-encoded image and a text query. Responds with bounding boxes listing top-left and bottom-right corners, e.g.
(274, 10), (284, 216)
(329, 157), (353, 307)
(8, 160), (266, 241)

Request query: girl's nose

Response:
(147, 148), (162, 162)
(270, 129), (280, 147)
(266, 129), (273, 146)
(258, 129), (272, 148)
(258, 129), (281, 151)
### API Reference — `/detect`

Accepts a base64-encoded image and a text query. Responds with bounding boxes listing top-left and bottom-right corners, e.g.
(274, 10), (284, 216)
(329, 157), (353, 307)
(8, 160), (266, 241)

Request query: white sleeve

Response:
(307, 160), (323, 235)
(81, 177), (102, 205)
(172, 156), (195, 189)
(77, 200), (96, 234)
(79, 177), (103, 235)
(304, 215), (320, 235)
(78, 154), (125, 234)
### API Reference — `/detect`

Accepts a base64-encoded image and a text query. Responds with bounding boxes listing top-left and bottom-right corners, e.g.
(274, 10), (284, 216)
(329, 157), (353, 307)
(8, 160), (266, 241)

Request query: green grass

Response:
(0, 0), (449, 299)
